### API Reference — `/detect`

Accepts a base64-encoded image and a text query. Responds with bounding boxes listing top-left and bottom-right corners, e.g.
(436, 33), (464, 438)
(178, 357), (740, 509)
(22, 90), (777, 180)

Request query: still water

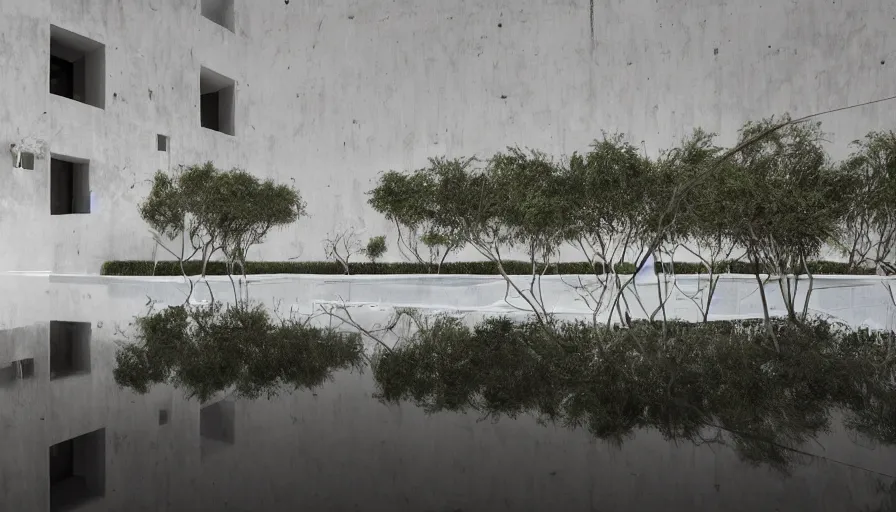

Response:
(1, 274), (895, 512)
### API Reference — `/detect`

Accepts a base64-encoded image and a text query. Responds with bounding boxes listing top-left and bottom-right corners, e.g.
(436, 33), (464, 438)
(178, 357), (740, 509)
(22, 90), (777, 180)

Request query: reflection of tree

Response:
(371, 317), (896, 474)
(112, 303), (896, 473)
(113, 302), (364, 402)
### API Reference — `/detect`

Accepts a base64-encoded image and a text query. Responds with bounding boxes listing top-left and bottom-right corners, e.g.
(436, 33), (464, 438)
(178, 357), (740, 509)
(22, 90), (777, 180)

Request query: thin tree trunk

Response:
(751, 253), (778, 350)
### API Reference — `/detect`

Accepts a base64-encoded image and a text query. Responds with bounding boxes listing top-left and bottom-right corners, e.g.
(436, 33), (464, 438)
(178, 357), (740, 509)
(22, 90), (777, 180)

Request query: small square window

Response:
(49, 428), (105, 512)
(201, 0), (235, 32)
(50, 25), (106, 109)
(199, 67), (236, 136)
(159, 409), (169, 426)
(50, 156), (91, 215)
(157, 134), (168, 152)
(49, 321), (91, 380)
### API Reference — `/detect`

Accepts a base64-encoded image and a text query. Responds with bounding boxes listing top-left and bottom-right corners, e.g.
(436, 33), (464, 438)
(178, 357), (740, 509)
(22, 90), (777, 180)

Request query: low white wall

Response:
(78, 272), (896, 329)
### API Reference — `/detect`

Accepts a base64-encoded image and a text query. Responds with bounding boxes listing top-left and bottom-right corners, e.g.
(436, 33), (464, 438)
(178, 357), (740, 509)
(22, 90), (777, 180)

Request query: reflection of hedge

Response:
(101, 259), (877, 276)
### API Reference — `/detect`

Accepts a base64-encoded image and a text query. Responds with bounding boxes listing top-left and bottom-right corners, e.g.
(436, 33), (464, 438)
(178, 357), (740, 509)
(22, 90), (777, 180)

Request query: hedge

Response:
(100, 259), (877, 277)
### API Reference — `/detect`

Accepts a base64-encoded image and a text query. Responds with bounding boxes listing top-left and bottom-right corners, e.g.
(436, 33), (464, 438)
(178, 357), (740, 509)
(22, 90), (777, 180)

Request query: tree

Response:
(562, 134), (656, 327)
(838, 131), (896, 275)
(140, 162), (306, 302)
(323, 227), (362, 274)
(370, 153), (569, 324)
(728, 116), (851, 332)
(665, 130), (744, 322)
(368, 160), (468, 269)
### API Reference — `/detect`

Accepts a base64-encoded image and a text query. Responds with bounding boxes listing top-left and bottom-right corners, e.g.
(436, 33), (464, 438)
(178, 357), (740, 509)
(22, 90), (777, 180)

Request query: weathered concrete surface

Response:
(1, 274), (896, 510)
(0, 0), (894, 273)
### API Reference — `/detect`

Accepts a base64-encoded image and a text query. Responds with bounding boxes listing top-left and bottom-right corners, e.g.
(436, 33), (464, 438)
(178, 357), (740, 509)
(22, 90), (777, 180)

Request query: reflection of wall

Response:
(1, 274), (895, 511)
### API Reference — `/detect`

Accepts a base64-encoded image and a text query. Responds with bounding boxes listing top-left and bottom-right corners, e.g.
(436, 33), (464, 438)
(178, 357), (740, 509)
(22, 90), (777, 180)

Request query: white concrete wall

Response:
(1, 273), (896, 510)
(0, 0), (894, 273)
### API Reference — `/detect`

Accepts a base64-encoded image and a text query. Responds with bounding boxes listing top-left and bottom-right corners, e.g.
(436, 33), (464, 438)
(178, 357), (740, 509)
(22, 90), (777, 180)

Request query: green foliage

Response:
(729, 117), (850, 274)
(362, 235), (387, 263)
(838, 131), (896, 273)
(487, 147), (571, 257)
(365, 117), (895, 284)
(564, 134), (658, 262)
(659, 129), (738, 259)
(100, 258), (874, 276)
(420, 231), (451, 248)
(372, 315), (896, 472)
(113, 302), (364, 402)
(367, 158), (474, 265)
(140, 162), (306, 274)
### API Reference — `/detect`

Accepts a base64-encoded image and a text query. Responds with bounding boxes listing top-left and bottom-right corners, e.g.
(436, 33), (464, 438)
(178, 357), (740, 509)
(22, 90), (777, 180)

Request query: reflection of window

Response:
(0, 358), (35, 387)
(200, 400), (235, 460)
(49, 428), (106, 512)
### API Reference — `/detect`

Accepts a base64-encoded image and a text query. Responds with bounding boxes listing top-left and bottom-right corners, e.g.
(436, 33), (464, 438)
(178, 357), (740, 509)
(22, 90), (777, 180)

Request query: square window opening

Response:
(49, 321), (91, 380)
(157, 134), (168, 152)
(199, 67), (236, 136)
(49, 428), (105, 512)
(201, 0), (235, 32)
(50, 156), (90, 215)
(50, 25), (105, 109)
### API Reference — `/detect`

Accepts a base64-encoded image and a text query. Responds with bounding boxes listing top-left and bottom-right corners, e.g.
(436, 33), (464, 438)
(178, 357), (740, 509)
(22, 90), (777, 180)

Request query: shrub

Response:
(362, 236), (387, 263)
(100, 259), (875, 277)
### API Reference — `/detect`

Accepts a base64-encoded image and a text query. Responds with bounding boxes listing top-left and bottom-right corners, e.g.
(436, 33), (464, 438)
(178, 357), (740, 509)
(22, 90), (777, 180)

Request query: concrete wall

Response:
(0, 0), (894, 273)
(1, 274), (896, 510)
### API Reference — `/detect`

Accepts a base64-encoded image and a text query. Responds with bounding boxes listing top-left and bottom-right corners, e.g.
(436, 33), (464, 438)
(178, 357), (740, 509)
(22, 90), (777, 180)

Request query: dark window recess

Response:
(159, 409), (169, 426)
(201, 0), (235, 32)
(49, 429), (105, 512)
(49, 321), (91, 379)
(49, 25), (105, 109)
(50, 158), (90, 215)
(200, 92), (220, 131)
(199, 67), (235, 135)
(157, 134), (168, 152)
(49, 56), (75, 99)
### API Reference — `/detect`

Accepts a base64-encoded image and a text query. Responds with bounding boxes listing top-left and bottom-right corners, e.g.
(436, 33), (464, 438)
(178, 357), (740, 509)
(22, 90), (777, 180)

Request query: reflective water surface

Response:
(1, 274), (896, 512)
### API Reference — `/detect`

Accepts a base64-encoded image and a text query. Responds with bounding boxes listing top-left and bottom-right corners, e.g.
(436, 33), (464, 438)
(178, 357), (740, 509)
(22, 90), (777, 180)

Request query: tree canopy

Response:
(140, 162), (306, 275)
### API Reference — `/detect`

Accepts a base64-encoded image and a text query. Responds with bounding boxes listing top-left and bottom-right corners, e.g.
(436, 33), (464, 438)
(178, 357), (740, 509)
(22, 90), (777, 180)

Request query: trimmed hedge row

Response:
(100, 259), (877, 277)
